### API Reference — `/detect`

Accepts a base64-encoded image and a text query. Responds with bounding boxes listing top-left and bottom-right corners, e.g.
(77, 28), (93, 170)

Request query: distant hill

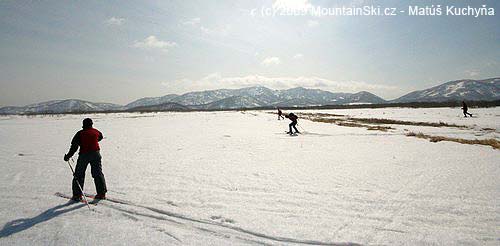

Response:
(1, 77), (499, 114)
(392, 78), (500, 103)
(127, 86), (387, 110)
(0, 99), (122, 114)
(200, 96), (266, 110)
(128, 102), (189, 112)
(125, 94), (179, 109)
(347, 91), (387, 104)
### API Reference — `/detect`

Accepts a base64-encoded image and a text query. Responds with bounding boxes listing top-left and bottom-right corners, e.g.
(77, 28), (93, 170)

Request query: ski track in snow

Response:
(0, 108), (499, 245)
(83, 194), (356, 245)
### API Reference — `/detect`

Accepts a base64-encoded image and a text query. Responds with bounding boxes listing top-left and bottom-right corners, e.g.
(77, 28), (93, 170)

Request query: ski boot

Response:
(70, 195), (82, 201)
(94, 193), (106, 200)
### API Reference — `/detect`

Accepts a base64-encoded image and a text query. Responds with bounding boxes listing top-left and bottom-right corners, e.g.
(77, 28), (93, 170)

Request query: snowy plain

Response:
(0, 107), (498, 245)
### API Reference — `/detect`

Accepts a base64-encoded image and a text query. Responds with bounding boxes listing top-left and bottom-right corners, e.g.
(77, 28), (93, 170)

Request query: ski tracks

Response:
(366, 161), (462, 244)
(79, 194), (360, 245)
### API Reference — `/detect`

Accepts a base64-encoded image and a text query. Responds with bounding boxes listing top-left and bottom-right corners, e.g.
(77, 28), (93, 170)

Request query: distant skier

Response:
(462, 101), (473, 117)
(64, 118), (107, 200)
(285, 113), (300, 135)
(277, 108), (284, 120)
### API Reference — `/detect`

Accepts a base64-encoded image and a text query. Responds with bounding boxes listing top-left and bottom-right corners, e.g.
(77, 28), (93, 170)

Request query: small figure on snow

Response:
(285, 113), (300, 135)
(462, 101), (473, 117)
(64, 118), (107, 201)
(277, 108), (284, 120)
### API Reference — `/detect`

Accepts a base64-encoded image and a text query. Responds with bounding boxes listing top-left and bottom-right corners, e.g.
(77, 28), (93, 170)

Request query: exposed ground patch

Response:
(299, 112), (470, 129)
(304, 116), (394, 132)
(406, 132), (500, 150)
(296, 112), (499, 149)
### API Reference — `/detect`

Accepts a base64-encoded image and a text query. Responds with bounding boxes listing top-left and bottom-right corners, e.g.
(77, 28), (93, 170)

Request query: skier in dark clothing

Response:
(64, 118), (107, 200)
(277, 108), (284, 120)
(285, 113), (300, 135)
(462, 101), (473, 117)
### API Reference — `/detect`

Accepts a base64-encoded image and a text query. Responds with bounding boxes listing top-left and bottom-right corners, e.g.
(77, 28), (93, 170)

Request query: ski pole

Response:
(66, 158), (92, 211)
(297, 123), (305, 132)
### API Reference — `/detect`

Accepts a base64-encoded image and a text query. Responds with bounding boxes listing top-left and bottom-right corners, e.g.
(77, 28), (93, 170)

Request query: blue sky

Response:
(0, 0), (499, 106)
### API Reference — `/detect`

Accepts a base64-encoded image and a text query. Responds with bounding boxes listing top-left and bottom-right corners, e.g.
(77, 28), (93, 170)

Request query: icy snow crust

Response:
(0, 108), (498, 245)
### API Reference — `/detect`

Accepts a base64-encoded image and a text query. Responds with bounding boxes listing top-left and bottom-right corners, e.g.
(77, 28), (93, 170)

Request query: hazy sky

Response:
(1, 0), (499, 106)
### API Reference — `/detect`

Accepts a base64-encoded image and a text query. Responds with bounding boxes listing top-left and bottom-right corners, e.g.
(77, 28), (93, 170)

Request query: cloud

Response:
(201, 72), (222, 82)
(485, 60), (497, 67)
(307, 20), (319, 27)
(133, 36), (177, 52)
(272, 0), (314, 12)
(182, 17), (200, 26)
(464, 69), (480, 77)
(181, 17), (230, 36)
(105, 17), (125, 26)
(261, 57), (281, 66)
(349, 0), (371, 6)
(293, 53), (303, 59)
(163, 74), (399, 97)
(200, 25), (230, 36)
(200, 26), (215, 35)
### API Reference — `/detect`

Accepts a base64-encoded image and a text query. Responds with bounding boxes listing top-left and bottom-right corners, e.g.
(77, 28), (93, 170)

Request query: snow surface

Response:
(0, 108), (498, 245)
(300, 107), (500, 142)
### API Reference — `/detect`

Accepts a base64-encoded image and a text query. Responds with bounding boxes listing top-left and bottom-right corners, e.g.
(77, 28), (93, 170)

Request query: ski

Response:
(55, 192), (98, 205)
(55, 192), (134, 209)
(285, 131), (299, 136)
(83, 193), (130, 205)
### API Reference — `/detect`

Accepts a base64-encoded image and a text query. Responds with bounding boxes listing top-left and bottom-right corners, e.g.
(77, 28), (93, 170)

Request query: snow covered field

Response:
(312, 107), (500, 130)
(307, 107), (500, 141)
(0, 107), (498, 245)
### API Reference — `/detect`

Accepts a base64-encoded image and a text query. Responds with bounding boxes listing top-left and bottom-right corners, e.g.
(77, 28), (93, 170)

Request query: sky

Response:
(0, 0), (499, 106)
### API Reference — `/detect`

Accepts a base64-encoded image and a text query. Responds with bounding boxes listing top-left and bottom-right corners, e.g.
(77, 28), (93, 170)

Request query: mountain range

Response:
(1, 77), (498, 114)
(0, 100), (121, 115)
(392, 77), (499, 103)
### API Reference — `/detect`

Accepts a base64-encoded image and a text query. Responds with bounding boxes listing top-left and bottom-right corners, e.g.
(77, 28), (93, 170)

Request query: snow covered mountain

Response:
(128, 86), (387, 110)
(0, 86), (388, 114)
(233, 86), (281, 105)
(125, 87), (275, 109)
(128, 102), (190, 111)
(276, 87), (348, 105)
(393, 78), (500, 103)
(0, 99), (122, 114)
(169, 89), (235, 106)
(346, 91), (388, 104)
(201, 96), (266, 109)
(125, 94), (179, 109)
(4, 78), (497, 114)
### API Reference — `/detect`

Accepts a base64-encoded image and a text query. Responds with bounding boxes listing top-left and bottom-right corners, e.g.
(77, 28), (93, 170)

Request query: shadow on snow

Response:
(0, 202), (85, 238)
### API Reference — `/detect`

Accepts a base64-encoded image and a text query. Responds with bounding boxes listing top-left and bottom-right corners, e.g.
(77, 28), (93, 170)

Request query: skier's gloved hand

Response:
(63, 154), (71, 162)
